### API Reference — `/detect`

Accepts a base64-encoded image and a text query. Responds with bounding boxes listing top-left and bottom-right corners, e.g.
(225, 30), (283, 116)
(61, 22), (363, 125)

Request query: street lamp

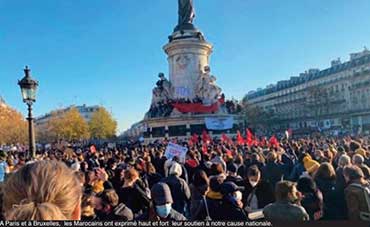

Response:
(18, 66), (39, 159)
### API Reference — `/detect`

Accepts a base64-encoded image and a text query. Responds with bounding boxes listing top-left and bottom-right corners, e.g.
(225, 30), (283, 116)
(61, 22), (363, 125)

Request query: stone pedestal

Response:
(127, 24), (243, 143)
(163, 30), (212, 99)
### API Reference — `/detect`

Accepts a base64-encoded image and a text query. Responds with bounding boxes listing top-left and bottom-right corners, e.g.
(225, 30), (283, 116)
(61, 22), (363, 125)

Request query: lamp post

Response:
(18, 66), (39, 159)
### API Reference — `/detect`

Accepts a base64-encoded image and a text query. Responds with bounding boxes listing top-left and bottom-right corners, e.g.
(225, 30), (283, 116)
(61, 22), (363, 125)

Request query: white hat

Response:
(169, 162), (182, 177)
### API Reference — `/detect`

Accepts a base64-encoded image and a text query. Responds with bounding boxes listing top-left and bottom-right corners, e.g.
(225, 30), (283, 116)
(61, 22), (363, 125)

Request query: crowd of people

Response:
(148, 100), (174, 118)
(148, 96), (211, 118)
(0, 134), (369, 222)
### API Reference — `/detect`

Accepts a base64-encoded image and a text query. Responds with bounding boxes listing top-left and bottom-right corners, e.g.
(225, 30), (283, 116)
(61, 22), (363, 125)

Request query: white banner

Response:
(205, 116), (234, 130)
(164, 142), (188, 163)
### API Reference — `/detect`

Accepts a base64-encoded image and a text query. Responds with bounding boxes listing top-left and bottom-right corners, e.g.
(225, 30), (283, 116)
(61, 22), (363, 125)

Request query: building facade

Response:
(35, 104), (100, 128)
(244, 48), (370, 135)
(0, 97), (7, 108)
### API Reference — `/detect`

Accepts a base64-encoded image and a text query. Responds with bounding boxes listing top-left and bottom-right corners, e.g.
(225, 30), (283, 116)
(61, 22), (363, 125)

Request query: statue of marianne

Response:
(178, 0), (195, 26)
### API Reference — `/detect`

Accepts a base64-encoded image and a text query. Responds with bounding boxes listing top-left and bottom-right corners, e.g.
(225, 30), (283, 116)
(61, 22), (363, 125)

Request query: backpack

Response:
(350, 183), (370, 221)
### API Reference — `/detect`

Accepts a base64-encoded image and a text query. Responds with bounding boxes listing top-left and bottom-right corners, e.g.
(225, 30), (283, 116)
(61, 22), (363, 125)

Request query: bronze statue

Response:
(175, 0), (195, 31)
(178, 0), (195, 25)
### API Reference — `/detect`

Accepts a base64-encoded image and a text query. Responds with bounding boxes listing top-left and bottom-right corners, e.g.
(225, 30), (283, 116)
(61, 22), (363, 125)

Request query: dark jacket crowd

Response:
(0, 135), (370, 222)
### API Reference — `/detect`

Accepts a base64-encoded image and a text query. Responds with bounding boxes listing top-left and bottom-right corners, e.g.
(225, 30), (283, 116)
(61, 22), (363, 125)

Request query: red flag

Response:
(202, 130), (212, 144)
(237, 130), (245, 145)
(202, 143), (208, 154)
(221, 133), (232, 145)
(269, 135), (279, 148)
(188, 138), (194, 147)
(246, 129), (254, 146)
(191, 133), (199, 144)
(260, 137), (267, 147)
(253, 137), (260, 146)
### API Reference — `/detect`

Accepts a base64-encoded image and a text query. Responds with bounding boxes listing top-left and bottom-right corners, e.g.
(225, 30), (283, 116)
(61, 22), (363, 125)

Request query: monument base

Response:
(164, 31), (212, 100)
(140, 113), (242, 144)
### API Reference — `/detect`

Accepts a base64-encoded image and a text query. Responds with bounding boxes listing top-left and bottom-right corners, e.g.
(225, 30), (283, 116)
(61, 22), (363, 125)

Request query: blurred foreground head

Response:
(2, 160), (82, 220)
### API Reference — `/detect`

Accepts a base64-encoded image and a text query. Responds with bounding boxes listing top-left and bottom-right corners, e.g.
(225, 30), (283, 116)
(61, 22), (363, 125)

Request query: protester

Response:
(296, 177), (323, 220)
(117, 168), (150, 216)
(336, 154), (351, 192)
(138, 182), (186, 221)
(224, 163), (241, 185)
(161, 162), (191, 216)
(2, 160), (82, 220)
(1, 133), (370, 222)
(263, 181), (309, 221)
(314, 162), (344, 220)
(243, 165), (274, 212)
(343, 166), (370, 221)
(190, 170), (210, 220)
(353, 154), (370, 179)
(81, 193), (98, 221)
(0, 151), (8, 183)
(218, 182), (248, 220)
(261, 152), (284, 190)
(197, 175), (225, 220)
(94, 189), (133, 221)
(334, 154), (351, 219)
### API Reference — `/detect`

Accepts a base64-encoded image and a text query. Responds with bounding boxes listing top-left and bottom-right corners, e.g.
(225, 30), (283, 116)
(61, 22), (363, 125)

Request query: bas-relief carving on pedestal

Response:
(173, 54), (192, 98)
(166, 41), (213, 100)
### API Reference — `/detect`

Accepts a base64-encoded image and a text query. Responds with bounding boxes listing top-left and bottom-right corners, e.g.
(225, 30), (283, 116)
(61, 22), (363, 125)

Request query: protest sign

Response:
(164, 142), (188, 163)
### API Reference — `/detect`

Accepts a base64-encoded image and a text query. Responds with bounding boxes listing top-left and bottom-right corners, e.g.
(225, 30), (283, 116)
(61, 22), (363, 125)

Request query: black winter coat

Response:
(243, 180), (275, 210)
(161, 175), (191, 215)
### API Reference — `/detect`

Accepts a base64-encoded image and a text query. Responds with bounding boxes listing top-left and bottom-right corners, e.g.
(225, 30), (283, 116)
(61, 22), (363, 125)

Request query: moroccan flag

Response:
(202, 143), (208, 154)
(191, 133), (199, 144)
(269, 135), (279, 148)
(221, 133), (232, 145)
(236, 130), (245, 145)
(188, 138), (194, 147)
(202, 130), (212, 144)
(260, 137), (267, 147)
(246, 128), (254, 146)
(253, 137), (260, 146)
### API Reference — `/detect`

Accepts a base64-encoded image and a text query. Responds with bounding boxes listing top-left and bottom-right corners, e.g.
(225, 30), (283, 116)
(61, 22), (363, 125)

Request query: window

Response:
(190, 124), (206, 135)
(169, 125), (187, 137)
(152, 127), (166, 138)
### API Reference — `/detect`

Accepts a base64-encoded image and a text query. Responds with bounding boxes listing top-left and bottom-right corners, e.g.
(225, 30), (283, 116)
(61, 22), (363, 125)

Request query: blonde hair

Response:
(81, 194), (95, 218)
(3, 160), (82, 220)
